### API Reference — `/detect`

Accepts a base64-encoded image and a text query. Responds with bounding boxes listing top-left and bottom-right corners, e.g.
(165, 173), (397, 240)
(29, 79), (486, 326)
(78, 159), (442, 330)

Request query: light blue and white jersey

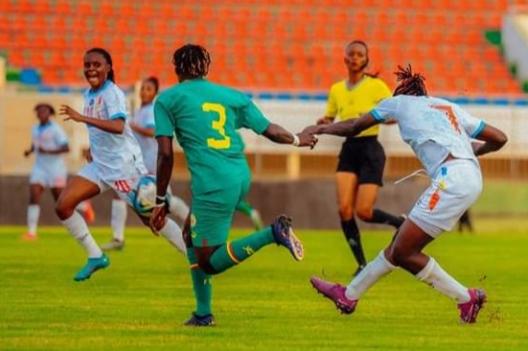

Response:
(132, 103), (157, 174)
(31, 120), (68, 173)
(82, 80), (146, 181)
(371, 95), (485, 176)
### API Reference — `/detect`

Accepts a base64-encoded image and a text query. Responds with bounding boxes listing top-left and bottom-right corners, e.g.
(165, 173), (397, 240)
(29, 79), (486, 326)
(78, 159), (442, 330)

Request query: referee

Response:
(318, 40), (404, 276)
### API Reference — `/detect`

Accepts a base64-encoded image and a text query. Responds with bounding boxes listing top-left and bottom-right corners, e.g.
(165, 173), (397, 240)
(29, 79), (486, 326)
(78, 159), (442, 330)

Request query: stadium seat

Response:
(0, 1), (521, 94)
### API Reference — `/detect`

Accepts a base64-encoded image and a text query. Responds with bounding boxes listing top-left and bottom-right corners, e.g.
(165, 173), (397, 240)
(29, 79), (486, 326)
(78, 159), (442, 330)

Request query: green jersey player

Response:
(150, 44), (317, 326)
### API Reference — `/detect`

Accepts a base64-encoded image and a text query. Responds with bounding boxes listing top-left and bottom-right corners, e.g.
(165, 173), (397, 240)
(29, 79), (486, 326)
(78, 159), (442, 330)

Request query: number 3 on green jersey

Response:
(202, 102), (231, 149)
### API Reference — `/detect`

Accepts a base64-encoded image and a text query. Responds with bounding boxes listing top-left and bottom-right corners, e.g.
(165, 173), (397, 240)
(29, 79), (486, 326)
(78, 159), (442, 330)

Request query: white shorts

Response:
(78, 162), (146, 205)
(29, 166), (67, 188)
(409, 159), (482, 238)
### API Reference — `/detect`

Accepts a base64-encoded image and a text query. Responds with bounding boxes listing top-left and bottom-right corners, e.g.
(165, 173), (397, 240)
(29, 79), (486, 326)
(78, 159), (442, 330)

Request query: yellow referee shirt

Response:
(325, 76), (392, 137)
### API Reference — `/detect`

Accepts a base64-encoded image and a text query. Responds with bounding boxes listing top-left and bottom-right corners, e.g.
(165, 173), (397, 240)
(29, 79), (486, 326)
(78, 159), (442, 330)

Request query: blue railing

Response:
(35, 85), (528, 106)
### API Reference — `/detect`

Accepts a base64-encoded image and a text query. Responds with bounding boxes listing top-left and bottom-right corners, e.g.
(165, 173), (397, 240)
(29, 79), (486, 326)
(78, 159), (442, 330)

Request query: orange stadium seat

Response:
(0, 1), (521, 94)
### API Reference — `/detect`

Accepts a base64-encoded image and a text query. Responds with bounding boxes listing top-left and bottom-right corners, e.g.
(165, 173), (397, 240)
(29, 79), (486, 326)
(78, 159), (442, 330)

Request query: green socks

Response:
(235, 200), (254, 217)
(187, 249), (212, 316)
(209, 227), (274, 273)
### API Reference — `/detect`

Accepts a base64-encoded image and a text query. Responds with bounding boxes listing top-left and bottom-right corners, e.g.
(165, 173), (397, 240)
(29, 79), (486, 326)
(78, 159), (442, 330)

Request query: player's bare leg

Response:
(388, 220), (485, 323)
(355, 184), (405, 229)
(312, 218), (486, 323)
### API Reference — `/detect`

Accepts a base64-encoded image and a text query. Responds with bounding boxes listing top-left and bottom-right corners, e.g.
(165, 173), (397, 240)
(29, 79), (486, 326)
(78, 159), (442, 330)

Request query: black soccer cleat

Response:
(271, 215), (304, 261)
(184, 313), (215, 327)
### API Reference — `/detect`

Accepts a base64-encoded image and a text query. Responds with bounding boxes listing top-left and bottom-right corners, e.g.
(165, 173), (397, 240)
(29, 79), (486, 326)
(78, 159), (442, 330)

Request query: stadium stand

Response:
(0, 0), (526, 94)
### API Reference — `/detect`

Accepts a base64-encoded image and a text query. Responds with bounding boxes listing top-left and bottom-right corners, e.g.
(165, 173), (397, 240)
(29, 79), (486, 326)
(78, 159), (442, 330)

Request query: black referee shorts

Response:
(336, 136), (386, 186)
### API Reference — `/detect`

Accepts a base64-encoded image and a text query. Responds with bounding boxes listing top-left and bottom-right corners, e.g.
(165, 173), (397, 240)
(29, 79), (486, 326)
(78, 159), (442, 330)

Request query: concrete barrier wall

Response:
(0, 176), (429, 229)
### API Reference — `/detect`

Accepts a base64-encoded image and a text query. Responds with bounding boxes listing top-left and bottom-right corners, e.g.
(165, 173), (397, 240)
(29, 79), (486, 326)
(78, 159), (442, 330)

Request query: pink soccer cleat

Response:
(458, 288), (487, 323)
(310, 276), (358, 314)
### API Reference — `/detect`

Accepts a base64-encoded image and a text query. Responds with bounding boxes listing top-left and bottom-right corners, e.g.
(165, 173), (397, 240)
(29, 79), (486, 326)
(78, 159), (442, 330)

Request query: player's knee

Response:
(338, 205), (354, 221)
(356, 206), (373, 222)
(389, 244), (410, 267)
(197, 258), (218, 275)
(195, 247), (220, 275)
(55, 199), (73, 220)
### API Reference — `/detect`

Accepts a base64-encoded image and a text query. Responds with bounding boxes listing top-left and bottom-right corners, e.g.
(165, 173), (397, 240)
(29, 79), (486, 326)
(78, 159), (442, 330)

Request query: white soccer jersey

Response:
(31, 121), (68, 173)
(132, 103), (157, 174)
(82, 80), (146, 181)
(371, 95), (485, 176)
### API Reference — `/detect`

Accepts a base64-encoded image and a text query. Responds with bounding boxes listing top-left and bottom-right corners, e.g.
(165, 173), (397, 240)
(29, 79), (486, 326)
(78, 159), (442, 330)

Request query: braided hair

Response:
(393, 65), (427, 96)
(85, 47), (115, 83)
(172, 44), (211, 79)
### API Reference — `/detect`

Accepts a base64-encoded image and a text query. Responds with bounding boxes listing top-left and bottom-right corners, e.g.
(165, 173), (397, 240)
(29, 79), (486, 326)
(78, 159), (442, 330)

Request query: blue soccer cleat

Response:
(271, 215), (304, 261)
(73, 254), (110, 282)
(184, 313), (216, 327)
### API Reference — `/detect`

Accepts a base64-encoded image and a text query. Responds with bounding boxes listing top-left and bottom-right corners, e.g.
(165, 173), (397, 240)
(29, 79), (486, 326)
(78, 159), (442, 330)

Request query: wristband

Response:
(292, 133), (300, 147)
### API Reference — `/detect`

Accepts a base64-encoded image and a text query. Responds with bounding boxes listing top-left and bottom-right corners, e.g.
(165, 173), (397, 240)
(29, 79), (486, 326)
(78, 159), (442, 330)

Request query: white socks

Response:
(168, 196), (189, 221)
(345, 251), (397, 300)
(159, 219), (186, 255)
(61, 212), (102, 258)
(343, 251), (471, 304)
(416, 257), (471, 304)
(27, 204), (40, 235)
(111, 199), (127, 241)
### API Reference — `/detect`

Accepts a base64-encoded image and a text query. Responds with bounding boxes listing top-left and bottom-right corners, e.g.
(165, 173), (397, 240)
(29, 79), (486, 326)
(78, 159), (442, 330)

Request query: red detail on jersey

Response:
(428, 189), (441, 211)
(431, 105), (461, 134)
(115, 180), (131, 193)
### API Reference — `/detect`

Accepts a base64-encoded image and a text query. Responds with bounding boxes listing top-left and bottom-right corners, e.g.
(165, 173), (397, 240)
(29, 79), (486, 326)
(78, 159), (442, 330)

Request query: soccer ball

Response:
(132, 175), (158, 217)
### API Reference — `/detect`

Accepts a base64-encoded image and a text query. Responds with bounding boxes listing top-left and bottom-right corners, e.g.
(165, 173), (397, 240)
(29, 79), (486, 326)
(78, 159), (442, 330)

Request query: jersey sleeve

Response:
(453, 104), (486, 138)
(141, 106), (156, 129)
(104, 88), (128, 120)
(143, 106), (156, 128)
(370, 96), (400, 122)
(53, 125), (69, 147)
(239, 99), (271, 135)
(154, 99), (175, 137)
(324, 85), (338, 118)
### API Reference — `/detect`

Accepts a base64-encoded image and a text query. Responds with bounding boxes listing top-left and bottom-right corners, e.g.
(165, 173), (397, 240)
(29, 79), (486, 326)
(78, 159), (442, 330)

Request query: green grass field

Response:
(1, 220), (527, 351)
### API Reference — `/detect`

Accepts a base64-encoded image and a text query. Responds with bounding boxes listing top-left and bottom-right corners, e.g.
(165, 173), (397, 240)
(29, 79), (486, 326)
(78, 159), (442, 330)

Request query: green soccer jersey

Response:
(154, 78), (270, 195)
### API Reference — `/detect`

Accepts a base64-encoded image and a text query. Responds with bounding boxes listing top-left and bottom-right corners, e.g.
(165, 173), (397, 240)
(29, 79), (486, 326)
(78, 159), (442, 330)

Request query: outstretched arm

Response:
(60, 105), (125, 134)
(472, 124), (507, 156)
(262, 123), (318, 148)
(305, 113), (379, 137)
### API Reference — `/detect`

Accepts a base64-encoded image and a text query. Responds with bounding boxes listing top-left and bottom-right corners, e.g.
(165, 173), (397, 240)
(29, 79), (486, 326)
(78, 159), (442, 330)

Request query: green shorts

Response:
(190, 178), (250, 247)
